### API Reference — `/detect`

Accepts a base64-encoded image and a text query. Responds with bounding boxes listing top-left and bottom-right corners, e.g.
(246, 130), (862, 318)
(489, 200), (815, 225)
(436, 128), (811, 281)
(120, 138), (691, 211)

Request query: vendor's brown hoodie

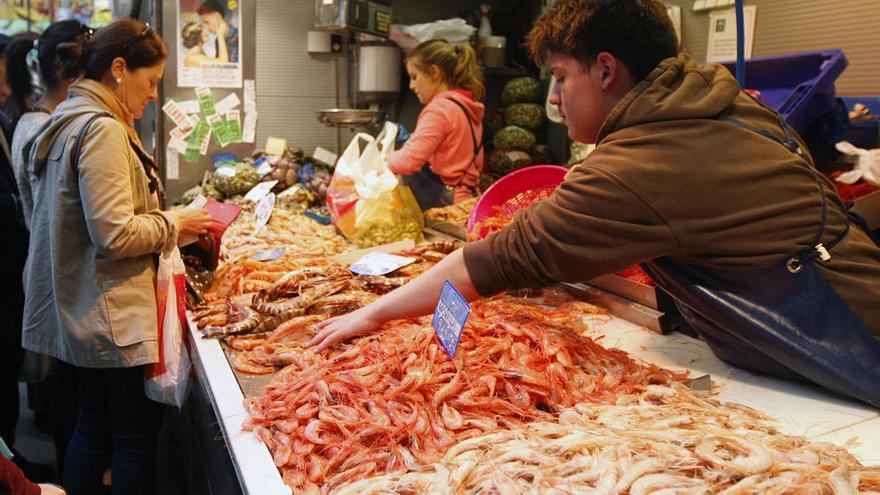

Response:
(464, 53), (880, 334)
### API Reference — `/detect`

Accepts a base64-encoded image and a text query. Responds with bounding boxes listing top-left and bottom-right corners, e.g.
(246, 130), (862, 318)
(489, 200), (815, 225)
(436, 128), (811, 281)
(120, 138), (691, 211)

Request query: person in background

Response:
(388, 39), (485, 210)
(9, 21), (92, 227)
(21, 19), (214, 495)
(197, 0), (237, 63)
(0, 32), (51, 483)
(309, 0), (880, 408)
(6, 20), (93, 482)
(180, 20), (228, 68)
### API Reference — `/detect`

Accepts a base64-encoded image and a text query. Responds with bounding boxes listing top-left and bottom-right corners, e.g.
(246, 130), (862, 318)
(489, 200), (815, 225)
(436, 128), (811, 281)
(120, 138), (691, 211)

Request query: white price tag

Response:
(245, 180), (278, 201)
(350, 252), (416, 276)
(186, 194), (208, 209)
(313, 146), (338, 167)
(256, 161), (273, 177)
(215, 166), (236, 177)
(255, 192), (275, 229)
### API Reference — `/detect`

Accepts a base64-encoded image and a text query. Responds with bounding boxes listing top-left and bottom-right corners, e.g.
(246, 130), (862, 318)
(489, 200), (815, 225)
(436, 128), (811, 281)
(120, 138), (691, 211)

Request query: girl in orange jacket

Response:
(388, 40), (485, 210)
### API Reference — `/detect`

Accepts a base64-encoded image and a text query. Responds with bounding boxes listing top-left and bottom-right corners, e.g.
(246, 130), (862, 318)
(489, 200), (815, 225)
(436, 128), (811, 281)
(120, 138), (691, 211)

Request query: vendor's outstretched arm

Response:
(307, 248), (477, 351)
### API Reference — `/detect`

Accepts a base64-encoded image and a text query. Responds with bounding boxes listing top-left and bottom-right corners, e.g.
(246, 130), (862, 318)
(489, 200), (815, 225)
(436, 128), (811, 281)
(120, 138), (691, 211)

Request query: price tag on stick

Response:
(255, 192), (275, 229)
(432, 281), (471, 358)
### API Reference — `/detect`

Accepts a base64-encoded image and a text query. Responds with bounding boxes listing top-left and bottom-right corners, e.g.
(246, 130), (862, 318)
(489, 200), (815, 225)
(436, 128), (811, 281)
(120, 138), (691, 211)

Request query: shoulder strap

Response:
(447, 98), (483, 158)
(446, 98), (483, 190)
(70, 112), (114, 174)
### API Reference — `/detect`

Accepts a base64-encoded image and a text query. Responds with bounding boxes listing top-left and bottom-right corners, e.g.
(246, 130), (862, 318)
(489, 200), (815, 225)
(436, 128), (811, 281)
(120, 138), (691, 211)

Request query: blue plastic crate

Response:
(721, 50), (848, 133)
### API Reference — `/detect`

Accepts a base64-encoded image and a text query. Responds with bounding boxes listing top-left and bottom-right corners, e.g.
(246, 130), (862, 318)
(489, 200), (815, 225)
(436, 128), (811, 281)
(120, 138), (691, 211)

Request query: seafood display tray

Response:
(188, 310), (880, 495)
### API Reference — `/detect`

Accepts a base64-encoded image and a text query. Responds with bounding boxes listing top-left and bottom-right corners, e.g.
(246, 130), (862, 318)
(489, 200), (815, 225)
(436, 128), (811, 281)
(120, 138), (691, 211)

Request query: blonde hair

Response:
(408, 39), (485, 101)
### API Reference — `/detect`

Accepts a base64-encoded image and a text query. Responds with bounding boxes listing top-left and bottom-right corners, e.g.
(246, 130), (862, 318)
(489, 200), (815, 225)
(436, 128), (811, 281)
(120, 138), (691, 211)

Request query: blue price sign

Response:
(432, 281), (471, 358)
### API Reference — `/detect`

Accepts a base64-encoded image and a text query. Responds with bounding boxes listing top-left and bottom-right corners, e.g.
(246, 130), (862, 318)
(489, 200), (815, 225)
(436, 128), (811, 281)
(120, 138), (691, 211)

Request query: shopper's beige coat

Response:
(21, 79), (182, 368)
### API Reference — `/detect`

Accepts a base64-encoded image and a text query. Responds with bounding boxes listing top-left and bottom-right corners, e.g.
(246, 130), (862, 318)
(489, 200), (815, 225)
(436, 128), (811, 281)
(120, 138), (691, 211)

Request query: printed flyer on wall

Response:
(177, 0), (242, 88)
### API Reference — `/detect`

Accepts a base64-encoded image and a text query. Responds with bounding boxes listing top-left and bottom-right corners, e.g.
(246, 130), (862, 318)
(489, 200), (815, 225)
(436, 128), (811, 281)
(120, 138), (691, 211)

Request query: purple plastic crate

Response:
(721, 50), (848, 133)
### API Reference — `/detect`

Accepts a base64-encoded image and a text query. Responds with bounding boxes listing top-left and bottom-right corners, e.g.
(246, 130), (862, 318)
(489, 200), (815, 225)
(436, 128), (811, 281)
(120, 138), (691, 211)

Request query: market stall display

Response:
(241, 292), (687, 492)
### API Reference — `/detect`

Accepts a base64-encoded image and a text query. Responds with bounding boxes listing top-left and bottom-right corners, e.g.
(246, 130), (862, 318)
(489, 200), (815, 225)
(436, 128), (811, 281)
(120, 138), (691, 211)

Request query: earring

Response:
(116, 77), (122, 84)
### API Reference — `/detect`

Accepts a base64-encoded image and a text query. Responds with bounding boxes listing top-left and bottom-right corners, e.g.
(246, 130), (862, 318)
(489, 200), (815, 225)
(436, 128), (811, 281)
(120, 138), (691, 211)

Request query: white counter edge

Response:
(187, 316), (292, 495)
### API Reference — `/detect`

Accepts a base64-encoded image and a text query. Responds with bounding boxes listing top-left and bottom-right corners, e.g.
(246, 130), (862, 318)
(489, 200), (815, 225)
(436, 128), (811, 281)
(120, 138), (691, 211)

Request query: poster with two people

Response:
(177, 0), (242, 88)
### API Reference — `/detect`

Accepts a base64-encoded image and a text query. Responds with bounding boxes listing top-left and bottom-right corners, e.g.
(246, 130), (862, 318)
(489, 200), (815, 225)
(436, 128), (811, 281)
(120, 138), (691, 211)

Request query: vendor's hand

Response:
(307, 306), (382, 352)
(39, 484), (66, 495)
(177, 207), (214, 236)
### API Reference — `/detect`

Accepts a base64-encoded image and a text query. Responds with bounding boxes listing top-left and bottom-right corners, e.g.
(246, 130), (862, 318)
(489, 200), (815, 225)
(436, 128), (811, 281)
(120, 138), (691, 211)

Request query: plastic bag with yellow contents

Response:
(326, 123), (423, 247)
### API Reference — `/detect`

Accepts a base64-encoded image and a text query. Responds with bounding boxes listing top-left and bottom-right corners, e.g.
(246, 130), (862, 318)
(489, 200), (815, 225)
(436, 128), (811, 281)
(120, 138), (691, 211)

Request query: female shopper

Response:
(20, 19), (213, 495)
(310, 0), (880, 408)
(388, 39), (485, 210)
(9, 20), (92, 227)
(6, 21), (93, 480)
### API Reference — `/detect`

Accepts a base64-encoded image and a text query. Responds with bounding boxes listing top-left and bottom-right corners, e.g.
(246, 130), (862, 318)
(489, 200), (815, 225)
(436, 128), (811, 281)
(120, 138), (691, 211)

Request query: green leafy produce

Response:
(213, 163), (261, 197)
(493, 125), (537, 151)
(487, 148), (533, 176)
(501, 77), (542, 104)
(505, 103), (545, 130)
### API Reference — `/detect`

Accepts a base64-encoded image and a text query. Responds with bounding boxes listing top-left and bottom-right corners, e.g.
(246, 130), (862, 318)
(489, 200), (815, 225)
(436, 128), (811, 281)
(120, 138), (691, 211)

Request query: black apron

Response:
(405, 99), (481, 211)
(642, 113), (880, 408)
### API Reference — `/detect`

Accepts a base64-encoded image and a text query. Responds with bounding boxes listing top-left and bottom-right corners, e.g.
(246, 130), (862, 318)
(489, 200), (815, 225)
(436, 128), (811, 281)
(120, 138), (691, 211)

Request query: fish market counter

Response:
(185, 311), (879, 494)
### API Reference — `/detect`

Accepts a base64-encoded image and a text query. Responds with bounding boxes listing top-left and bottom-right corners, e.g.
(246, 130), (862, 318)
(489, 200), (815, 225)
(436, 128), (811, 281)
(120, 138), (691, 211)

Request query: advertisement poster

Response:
(177, 0), (242, 88)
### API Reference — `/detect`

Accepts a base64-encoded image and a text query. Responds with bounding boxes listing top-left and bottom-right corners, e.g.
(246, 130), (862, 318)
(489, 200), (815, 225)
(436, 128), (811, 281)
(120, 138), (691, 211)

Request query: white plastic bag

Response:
(145, 246), (191, 408)
(395, 18), (476, 48)
(835, 141), (880, 187)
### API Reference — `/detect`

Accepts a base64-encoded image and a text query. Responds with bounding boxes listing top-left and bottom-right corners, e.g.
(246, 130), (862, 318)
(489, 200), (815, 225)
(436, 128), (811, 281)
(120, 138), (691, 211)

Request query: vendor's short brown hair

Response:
(525, 0), (678, 82)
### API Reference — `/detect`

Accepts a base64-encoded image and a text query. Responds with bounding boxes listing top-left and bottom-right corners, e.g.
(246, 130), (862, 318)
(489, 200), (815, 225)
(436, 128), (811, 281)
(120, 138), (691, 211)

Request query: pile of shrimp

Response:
(221, 204), (350, 262)
(202, 206), (352, 301)
(243, 294), (687, 493)
(334, 384), (880, 494)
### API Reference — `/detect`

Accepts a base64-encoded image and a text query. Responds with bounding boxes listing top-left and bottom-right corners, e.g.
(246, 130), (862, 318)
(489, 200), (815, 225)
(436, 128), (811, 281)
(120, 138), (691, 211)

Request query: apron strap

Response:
(446, 98), (482, 193)
(716, 111), (850, 272)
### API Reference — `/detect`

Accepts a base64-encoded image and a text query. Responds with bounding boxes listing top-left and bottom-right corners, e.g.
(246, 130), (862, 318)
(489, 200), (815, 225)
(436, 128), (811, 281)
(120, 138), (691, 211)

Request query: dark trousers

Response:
(64, 366), (165, 495)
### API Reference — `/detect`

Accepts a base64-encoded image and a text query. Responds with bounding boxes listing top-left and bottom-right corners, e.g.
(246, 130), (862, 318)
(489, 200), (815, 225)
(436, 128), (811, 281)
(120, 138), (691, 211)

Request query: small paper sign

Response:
(245, 180), (278, 201)
(313, 146), (338, 167)
(265, 136), (287, 157)
(349, 252), (416, 276)
(432, 281), (471, 358)
(251, 248), (285, 262)
(215, 92), (241, 115)
(255, 192), (275, 229)
(226, 110), (242, 144)
(161, 100), (188, 127)
(196, 86), (217, 116)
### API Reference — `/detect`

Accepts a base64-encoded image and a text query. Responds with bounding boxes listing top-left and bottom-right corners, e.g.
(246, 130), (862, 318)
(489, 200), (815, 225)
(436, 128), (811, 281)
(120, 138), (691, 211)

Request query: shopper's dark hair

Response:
(4, 21), (91, 125)
(197, 0), (225, 16)
(525, 0), (678, 82)
(57, 19), (168, 82)
(4, 39), (34, 124)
